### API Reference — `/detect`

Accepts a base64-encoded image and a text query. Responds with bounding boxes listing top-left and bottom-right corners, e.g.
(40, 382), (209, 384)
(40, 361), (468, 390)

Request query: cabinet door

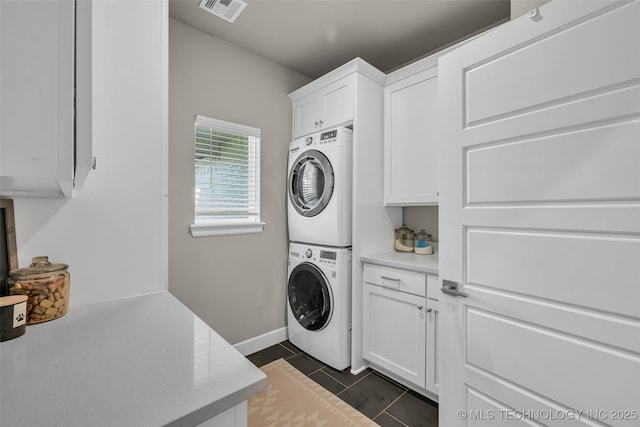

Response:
(0, 0), (75, 197)
(292, 75), (355, 138)
(293, 96), (319, 139)
(384, 67), (439, 206)
(425, 298), (439, 396)
(363, 282), (426, 388)
(320, 75), (354, 131)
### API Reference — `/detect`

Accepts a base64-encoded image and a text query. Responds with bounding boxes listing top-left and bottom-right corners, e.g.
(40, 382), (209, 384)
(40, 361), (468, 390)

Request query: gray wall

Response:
(169, 18), (310, 344)
(403, 206), (439, 242)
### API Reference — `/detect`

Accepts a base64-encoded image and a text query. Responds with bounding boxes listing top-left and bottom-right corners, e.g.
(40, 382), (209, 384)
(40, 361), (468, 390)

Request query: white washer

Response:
(287, 242), (352, 370)
(287, 127), (352, 247)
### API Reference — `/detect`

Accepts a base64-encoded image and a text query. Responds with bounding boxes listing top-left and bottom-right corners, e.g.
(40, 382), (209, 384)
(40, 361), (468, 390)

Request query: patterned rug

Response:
(248, 358), (378, 426)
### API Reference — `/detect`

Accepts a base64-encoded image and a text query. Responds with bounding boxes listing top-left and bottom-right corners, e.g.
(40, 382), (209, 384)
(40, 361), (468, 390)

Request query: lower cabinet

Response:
(425, 297), (439, 395)
(363, 282), (427, 388)
(362, 263), (438, 397)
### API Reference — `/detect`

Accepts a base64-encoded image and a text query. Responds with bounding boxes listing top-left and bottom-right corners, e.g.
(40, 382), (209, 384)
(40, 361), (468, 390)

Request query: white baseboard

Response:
(234, 327), (288, 356)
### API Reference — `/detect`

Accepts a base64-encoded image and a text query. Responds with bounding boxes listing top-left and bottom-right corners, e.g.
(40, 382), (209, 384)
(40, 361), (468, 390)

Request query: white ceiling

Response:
(169, 0), (511, 79)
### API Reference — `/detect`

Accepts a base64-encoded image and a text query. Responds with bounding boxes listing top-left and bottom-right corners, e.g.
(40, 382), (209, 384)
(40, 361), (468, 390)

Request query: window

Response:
(189, 115), (263, 237)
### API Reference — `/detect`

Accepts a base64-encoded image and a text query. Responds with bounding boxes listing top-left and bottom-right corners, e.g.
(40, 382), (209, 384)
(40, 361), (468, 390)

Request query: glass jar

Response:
(394, 224), (415, 252)
(8, 256), (70, 324)
(414, 229), (433, 255)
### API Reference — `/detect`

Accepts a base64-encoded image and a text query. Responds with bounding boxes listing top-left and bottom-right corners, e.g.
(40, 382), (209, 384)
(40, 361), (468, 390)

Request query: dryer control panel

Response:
(320, 129), (337, 144)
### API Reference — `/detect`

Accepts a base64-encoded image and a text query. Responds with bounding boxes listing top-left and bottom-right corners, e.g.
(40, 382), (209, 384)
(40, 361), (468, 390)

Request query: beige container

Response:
(8, 257), (70, 324)
(394, 224), (415, 252)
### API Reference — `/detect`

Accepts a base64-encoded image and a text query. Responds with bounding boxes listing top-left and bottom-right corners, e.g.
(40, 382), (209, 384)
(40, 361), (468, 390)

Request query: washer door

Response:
(288, 262), (332, 331)
(288, 150), (334, 217)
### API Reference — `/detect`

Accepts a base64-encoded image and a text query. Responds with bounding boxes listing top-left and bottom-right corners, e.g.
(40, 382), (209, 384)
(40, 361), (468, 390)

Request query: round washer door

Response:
(288, 262), (332, 331)
(288, 150), (334, 217)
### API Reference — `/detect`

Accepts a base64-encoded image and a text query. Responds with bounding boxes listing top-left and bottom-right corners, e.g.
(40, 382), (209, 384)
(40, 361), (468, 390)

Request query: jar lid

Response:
(9, 256), (68, 278)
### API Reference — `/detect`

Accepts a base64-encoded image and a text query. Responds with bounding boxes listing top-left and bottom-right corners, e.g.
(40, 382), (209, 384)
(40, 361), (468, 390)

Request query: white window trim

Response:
(191, 115), (263, 238)
(189, 221), (265, 238)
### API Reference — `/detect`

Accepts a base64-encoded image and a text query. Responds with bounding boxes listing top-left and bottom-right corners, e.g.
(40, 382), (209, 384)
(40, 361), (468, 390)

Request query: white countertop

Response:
(0, 291), (266, 427)
(361, 251), (439, 275)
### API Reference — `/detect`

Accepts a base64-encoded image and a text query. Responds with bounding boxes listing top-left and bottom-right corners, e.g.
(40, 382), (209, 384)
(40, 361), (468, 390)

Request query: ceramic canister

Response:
(0, 295), (28, 342)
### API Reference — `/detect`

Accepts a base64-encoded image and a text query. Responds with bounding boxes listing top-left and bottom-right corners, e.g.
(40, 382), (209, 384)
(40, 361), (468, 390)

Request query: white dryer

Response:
(287, 242), (351, 370)
(287, 127), (352, 247)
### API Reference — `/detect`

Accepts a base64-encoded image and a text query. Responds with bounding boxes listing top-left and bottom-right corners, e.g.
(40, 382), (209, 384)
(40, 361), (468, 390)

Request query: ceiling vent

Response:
(198, 0), (247, 23)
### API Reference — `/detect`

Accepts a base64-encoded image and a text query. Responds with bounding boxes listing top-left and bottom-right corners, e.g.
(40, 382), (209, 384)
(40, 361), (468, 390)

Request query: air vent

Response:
(199, 0), (247, 23)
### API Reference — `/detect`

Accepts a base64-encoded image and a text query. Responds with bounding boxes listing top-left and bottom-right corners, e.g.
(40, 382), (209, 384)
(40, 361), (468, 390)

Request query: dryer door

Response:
(288, 262), (332, 331)
(288, 150), (334, 217)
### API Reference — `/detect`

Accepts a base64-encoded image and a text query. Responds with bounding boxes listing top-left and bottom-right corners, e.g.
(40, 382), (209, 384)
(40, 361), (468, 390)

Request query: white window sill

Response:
(189, 221), (265, 238)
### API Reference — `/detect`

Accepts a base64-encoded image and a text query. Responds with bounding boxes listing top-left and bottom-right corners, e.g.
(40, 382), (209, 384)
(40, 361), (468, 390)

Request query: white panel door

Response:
(439, 1), (640, 426)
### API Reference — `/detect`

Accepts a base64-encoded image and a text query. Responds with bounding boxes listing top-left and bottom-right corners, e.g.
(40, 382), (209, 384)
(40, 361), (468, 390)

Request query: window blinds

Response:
(194, 115), (260, 223)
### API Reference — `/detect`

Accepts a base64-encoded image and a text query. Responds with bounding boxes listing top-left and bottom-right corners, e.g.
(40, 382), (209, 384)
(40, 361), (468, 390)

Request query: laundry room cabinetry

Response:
(362, 262), (439, 398)
(384, 60), (440, 206)
(0, 0), (92, 198)
(292, 74), (355, 138)
(289, 58), (403, 376)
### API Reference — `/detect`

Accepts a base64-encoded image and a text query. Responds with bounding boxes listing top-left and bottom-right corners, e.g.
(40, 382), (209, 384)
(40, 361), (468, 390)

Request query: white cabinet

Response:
(292, 74), (354, 138)
(425, 277), (439, 396)
(363, 281), (427, 389)
(0, 0), (92, 198)
(383, 63), (439, 206)
(362, 263), (438, 397)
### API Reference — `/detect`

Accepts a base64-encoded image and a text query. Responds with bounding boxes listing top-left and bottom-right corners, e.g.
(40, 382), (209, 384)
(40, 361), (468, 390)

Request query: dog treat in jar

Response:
(8, 256), (70, 324)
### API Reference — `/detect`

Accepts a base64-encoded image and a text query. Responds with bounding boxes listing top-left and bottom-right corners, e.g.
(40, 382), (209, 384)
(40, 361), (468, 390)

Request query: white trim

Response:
(233, 327), (288, 356)
(350, 364), (371, 376)
(160, 0), (169, 291)
(189, 221), (265, 238)
(196, 115), (260, 138)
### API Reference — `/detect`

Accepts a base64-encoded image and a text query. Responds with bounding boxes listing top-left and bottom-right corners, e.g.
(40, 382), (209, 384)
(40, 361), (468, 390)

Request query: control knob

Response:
(305, 249), (313, 258)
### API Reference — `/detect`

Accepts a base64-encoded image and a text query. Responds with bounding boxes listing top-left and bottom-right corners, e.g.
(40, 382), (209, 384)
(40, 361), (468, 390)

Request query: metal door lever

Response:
(441, 280), (469, 298)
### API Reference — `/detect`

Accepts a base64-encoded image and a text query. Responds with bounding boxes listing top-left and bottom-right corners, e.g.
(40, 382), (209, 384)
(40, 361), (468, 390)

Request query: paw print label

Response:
(13, 301), (27, 328)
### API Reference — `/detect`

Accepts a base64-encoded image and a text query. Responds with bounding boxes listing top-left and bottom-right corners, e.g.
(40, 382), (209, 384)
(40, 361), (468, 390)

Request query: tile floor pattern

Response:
(247, 341), (438, 427)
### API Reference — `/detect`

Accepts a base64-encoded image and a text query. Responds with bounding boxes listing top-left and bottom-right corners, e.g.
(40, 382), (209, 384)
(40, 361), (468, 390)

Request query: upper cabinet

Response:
(384, 60), (440, 206)
(292, 75), (355, 138)
(0, 0), (92, 198)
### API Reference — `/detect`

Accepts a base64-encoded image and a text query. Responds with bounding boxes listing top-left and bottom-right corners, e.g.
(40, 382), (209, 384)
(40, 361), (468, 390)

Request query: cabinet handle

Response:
(426, 308), (433, 313)
(381, 276), (400, 290)
(318, 120), (323, 127)
(417, 305), (424, 311)
(314, 121), (319, 127)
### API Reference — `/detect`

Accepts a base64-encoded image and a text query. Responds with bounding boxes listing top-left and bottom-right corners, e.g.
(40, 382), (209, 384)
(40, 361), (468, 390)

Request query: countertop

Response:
(361, 251), (439, 275)
(0, 291), (266, 427)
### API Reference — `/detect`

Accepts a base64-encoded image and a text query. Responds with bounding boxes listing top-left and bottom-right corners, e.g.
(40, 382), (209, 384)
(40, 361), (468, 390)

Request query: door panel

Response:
(439, 1), (640, 425)
(467, 389), (534, 427)
(464, 2), (640, 126)
(467, 308), (640, 414)
(466, 229), (640, 318)
(466, 121), (640, 204)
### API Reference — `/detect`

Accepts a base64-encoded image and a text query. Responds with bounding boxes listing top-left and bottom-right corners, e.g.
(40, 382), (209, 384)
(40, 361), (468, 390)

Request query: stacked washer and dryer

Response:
(286, 127), (353, 370)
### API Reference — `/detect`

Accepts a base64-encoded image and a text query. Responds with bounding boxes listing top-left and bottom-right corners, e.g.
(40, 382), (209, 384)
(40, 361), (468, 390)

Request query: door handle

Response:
(441, 279), (468, 298)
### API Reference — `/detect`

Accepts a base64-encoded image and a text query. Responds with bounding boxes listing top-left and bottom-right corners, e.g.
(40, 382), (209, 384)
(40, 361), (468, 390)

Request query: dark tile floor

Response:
(247, 341), (438, 427)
